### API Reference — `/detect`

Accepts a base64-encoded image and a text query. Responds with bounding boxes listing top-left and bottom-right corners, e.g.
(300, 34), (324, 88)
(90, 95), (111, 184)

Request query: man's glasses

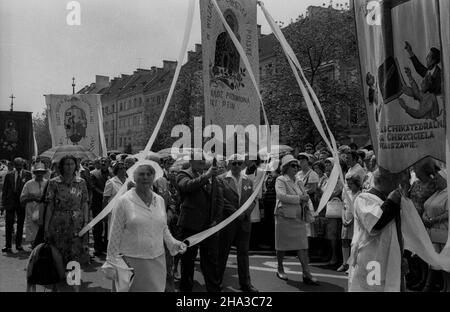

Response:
(290, 163), (299, 168)
(231, 162), (243, 166)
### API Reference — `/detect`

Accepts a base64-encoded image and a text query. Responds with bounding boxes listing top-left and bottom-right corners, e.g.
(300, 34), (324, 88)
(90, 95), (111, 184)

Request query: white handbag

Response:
(326, 197), (344, 219)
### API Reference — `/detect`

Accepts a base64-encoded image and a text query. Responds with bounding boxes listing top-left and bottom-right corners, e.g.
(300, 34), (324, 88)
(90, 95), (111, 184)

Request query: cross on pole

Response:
(72, 77), (76, 94)
(9, 94), (15, 111)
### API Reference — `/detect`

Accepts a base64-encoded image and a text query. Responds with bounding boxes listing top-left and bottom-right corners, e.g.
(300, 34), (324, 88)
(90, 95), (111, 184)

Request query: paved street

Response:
(0, 215), (348, 292)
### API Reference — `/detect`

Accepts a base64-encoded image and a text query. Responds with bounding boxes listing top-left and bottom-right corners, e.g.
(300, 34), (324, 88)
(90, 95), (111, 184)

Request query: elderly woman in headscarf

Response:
(107, 163), (187, 292)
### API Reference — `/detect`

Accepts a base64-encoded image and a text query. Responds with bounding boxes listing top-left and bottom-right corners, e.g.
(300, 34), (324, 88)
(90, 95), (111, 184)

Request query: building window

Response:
(105, 137), (109, 147)
(139, 98), (142, 106)
(120, 103), (123, 111)
(119, 137), (123, 147)
(146, 116), (150, 125)
(157, 96), (161, 105)
(146, 98), (150, 103)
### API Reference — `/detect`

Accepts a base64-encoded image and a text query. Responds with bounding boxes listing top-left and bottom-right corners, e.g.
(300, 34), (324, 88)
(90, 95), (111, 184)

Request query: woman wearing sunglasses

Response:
(274, 154), (319, 286)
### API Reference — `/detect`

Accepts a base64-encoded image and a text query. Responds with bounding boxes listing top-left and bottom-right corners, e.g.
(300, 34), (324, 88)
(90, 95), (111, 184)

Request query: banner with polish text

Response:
(354, 0), (447, 172)
(200, 0), (260, 138)
(45, 94), (106, 157)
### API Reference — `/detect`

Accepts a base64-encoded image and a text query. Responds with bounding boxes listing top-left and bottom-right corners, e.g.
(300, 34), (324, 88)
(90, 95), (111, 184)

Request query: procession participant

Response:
(124, 156), (137, 170)
(176, 151), (223, 292)
(407, 158), (440, 290)
(20, 162), (48, 248)
(153, 163), (180, 292)
(103, 161), (126, 206)
(107, 164), (187, 292)
(90, 157), (111, 256)
(338, 174), (362, 273)
(262, 165), (280, 250)
(323, 157), (345, 266)
(44, 155), (90, 291)
(1, 158), (32, 253)
(311, 161), (328, 242)
(217, 154), (258, 292)
(243, 156), (264, 250)
(304, 143), (314, 155)
(346, 150), (366, 184)
(296, 153), (319, 208)
(348, 169), (405, 292)
(274, 155), (319, 286)
(77, 157), (92, 203)
(422, 167), (448, 292)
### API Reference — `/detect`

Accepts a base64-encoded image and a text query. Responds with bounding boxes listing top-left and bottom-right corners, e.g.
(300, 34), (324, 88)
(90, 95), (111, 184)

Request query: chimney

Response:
(257, 25), (262, 38)
(195, 44), (202, 53)
(163, 60), (177, 71)
(95, 75), (109, 91)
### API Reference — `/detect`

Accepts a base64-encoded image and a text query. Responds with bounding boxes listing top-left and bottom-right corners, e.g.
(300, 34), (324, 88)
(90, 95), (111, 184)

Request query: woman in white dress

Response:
(107, 164), (187, 292)
(20, 162), (48, 247)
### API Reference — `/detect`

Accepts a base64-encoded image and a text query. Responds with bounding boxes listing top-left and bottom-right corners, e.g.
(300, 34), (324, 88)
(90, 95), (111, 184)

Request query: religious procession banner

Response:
(0, 111), (33, 161)
(45, 94), (106, 156)
(354, 0), (447, 173)
(200, 0), (260, 135)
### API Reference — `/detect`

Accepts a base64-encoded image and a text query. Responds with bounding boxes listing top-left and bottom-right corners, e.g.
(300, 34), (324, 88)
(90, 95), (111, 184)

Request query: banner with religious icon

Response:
(45, 94), (106, 156)
(0, 111), (33, 162)
(354, 0), (447, 173)
(200, 0), (260, 133)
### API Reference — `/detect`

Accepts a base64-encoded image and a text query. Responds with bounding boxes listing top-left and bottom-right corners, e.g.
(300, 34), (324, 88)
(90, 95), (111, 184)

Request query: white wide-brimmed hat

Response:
(280, 154), (299, 170)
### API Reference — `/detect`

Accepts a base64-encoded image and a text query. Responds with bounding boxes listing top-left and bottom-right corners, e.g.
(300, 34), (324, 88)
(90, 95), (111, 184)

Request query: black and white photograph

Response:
(0, 0), (449, 301)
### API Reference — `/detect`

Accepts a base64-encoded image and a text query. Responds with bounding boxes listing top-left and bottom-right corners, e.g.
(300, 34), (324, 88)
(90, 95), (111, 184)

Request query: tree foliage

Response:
(32, 111), (52, 154)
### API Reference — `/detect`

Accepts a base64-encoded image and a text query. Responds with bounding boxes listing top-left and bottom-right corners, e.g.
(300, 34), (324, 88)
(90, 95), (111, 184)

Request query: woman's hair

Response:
(58, 155), (78, 176)
(113, 161), (125, 176)
(133, 164), (156, 180)
(312, 161), (325, 173)
(346, 175), (362, 190)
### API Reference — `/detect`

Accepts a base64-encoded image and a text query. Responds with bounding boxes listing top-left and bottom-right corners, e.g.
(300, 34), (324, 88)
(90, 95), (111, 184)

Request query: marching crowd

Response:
(0, 141), (448, 292)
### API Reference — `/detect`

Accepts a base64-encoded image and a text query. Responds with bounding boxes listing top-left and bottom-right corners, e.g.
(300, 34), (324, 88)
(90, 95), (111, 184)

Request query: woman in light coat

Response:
(274, 155), (319, 286)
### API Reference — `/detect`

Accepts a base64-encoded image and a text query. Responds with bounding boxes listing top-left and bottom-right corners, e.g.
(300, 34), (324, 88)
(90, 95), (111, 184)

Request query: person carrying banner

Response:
(217, 154), (258, 292)
(2, 158), (32, 253)
(348, 168), (406, 291)
(176, 151), (223, 292)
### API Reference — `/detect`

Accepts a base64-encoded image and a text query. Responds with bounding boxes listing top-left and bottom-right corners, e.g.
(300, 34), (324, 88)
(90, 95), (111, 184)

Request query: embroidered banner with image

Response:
(45, 94), (106, 156)
(200, 0), (260, 135)
(354, 0), (447, 172)
(0, 111), (33, 161)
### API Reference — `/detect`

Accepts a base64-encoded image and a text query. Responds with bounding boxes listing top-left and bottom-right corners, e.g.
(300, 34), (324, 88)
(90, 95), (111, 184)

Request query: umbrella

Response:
(40, 145), (97, 162)
(258, 145), (293, 159)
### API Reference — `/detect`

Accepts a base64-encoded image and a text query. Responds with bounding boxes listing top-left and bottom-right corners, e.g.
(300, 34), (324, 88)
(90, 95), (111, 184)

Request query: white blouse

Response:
(107, 189), (178, 260)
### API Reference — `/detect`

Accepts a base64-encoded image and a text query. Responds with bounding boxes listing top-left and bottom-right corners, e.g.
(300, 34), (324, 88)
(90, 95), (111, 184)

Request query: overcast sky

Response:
(0, 0), (349, 115)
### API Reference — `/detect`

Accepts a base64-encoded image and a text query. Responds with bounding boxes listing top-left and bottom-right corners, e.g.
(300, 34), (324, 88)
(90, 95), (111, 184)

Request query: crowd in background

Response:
(0, 140), (448, 292)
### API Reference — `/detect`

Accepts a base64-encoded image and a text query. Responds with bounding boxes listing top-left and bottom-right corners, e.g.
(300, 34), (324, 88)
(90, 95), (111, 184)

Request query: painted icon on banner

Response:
(64, 102), (88, 144)
(1, 120), (20, 152)
(210, 9), (246, 91)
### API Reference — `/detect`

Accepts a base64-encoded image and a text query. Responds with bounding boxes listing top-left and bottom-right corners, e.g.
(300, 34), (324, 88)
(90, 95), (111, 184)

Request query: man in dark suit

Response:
(90, 157), (111, 256)
(218, 154), (258, 292)
(405, 41), (441, 95)
(1, 158), (32, 253)
(217, 154), (258, 292)
(177, 152), (223, 292)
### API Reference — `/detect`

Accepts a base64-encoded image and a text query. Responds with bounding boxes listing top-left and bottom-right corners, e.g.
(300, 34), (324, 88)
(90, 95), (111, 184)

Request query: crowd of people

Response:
(0, 140), (448, 292)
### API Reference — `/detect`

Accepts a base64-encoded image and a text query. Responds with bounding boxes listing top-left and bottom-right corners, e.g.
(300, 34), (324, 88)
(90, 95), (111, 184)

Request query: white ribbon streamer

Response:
(142, 0), (196, 157)
(184, 0), (271, 246)
(259, 1), (346, 214)
(78, 0), (195, 236)
(97, 98), (107, 157)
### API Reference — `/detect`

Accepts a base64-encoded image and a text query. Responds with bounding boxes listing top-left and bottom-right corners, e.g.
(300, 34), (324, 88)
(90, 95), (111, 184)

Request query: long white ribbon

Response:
(97, 96), (108, 157)
(142, 0), (196, 156)
(259, 1), (346, 214)
(78, 0), (195, 236)
(184, 0), (271, 246)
